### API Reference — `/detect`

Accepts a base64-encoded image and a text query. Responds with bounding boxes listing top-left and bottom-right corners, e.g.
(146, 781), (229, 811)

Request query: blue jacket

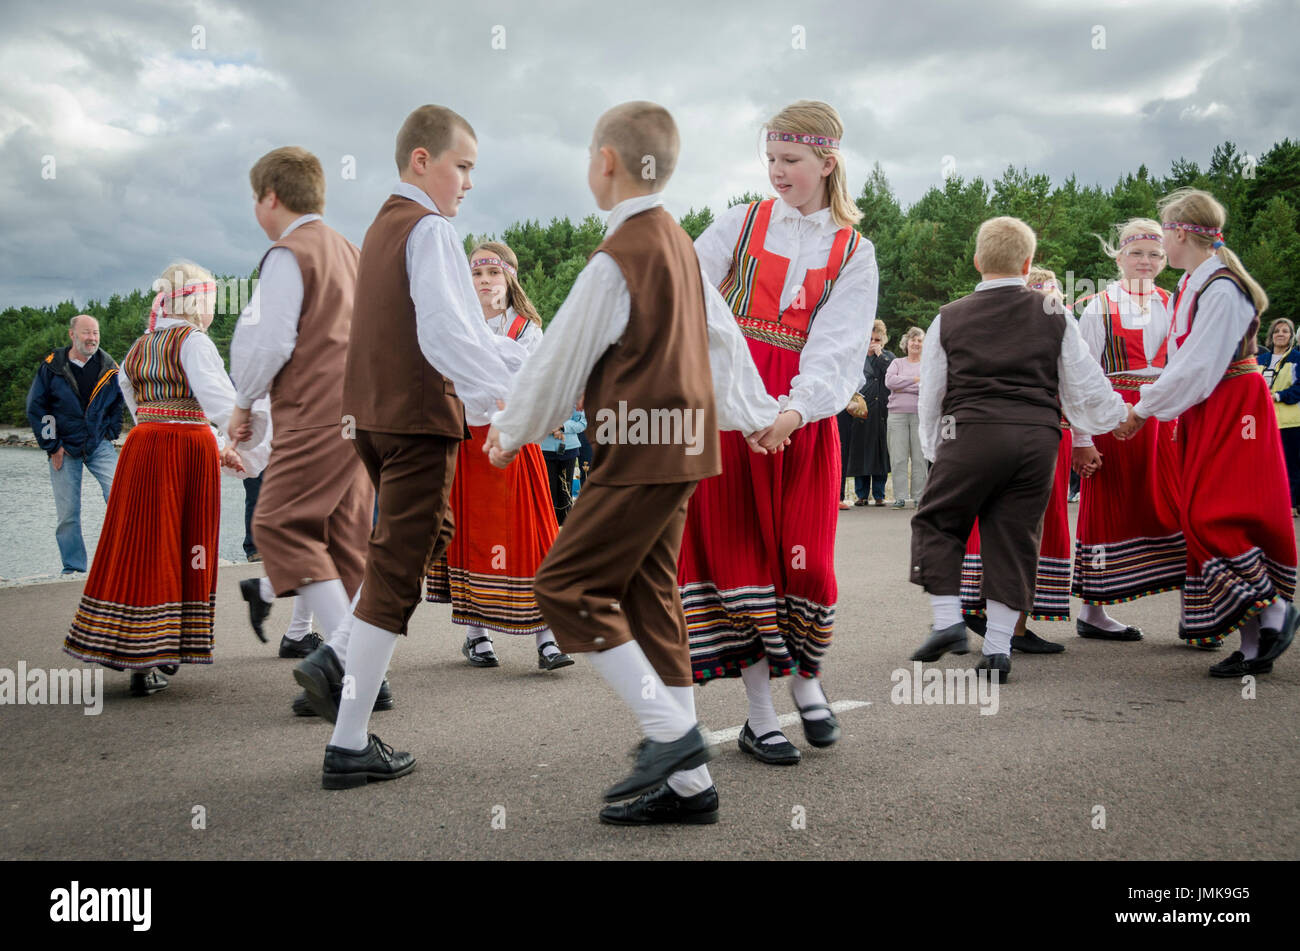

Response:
(26, 347), (125, 458)
(1258, 346), (1300, 403)
(540, 409), (587, 456)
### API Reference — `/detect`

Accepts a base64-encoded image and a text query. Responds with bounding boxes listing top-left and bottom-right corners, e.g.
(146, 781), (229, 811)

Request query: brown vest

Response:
(261, 220), (359, 431)
(939, 284), (1065, 430)
(583, 207), (721, 486)
(343, 195), (465, 438)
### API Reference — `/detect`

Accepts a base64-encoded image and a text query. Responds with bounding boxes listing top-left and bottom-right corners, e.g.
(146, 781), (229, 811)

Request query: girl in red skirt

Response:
(679, 100), (878, 762)
(64, 261), (270, 696)
(962, 268), (1071, 653)
(1071, 219), (1189, 643)
(1125, 189), (1297, 676)
(425, 242), (571, 671)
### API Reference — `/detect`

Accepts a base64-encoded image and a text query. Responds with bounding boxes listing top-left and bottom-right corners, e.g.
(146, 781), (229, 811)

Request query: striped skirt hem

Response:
(1070, 533), (1186, 603)
(962, 554), (1072, 621)
(64, 594), (216, 668)
(425, 563), (549, 636)
(1182, 548), (1297, 640)
(682, 582), (834, 681)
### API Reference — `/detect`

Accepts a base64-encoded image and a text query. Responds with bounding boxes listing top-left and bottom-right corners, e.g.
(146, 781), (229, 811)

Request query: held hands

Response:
(1071, 446), (1102, 478)
(747, 409), (802, 454)
(484, 425), (517, 469)
(220, 446), (246, 473)
(1111, 405), (1147, 441)
(226, 405), (253, 445)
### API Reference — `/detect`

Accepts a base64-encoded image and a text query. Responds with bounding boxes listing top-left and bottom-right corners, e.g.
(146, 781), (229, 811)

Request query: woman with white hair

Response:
(885, 326), (928, 507)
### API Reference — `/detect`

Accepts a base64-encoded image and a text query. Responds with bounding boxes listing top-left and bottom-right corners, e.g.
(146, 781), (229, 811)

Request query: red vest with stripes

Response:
(1076, 287), (1171, 373)
(717, 199), (861, 352)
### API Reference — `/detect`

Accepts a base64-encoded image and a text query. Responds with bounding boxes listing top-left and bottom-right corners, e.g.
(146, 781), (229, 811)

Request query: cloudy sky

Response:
(1, 0), (1296, 308)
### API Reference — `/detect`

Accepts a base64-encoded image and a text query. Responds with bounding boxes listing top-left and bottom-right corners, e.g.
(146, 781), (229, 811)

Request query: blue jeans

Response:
(855, 474), (887, 501)
(50, 440), (117, 573)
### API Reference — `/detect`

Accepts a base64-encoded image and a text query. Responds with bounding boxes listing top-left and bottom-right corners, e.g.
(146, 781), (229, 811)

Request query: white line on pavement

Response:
(704, 700), (872, 745)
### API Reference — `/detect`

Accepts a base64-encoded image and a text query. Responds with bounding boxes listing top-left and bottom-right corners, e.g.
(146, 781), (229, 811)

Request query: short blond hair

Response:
(593, 101), (679, 191)
(153, 260), (215, 329)
(395, 105), (475, 172)
(975, 217), (1036, 275)
(249, 146), (325, 214)
(871, 318), (887, 344)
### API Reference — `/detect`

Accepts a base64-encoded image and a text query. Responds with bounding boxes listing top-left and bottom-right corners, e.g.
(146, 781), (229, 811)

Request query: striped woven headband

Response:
(1029, 281), (1059, 291)
(767, 131), (840, 150)
(1163, 221), (1224, 245)
(148, 281), (215, 332)
(1120, 232), (1163, 249)
(470, 256), (516, 276)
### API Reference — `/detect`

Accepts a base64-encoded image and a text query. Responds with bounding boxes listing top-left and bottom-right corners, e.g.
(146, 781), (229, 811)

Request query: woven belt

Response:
(735, 316), (807, 353)
(1107, 373), (1159, 392)
(1222, 357), (1262, 380)
(137, 398), (206, 422)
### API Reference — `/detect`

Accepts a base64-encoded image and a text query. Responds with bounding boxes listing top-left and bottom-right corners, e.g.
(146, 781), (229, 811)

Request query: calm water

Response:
(0, 447), (252, 582)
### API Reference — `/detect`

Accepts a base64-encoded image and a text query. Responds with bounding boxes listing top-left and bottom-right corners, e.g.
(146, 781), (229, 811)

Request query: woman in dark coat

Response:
(842, 319), (893, 505)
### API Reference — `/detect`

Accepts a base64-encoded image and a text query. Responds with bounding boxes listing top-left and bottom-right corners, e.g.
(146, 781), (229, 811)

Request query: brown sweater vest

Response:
(343, 195), (465, 438)
(261, 220), (359, 431)
(939, 284), (1065, 431)
(583, 206), (721, 486)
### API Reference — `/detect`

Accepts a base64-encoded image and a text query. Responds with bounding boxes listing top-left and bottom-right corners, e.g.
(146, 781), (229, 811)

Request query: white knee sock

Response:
(326, 587), (362, 665)
(586, 641), (693, 742)
(1259, 598), (1288, 631)
(930, 594), (963, 630)
(1239, 618), (1261, 660)
(664, 684), (714, 797)
(535, 628), (560, 656)
(296, 580), (349, 643)
(984, 600), (1017, 656)
(467, 624), (495, 654)
(284, 597), (313, 640)
(1080, 602), (1127, 632)
(741, 659), (784, 740)
(790, 674), (831, 721)
(258, 576), (275, 602)
(328, 619), (398, 752)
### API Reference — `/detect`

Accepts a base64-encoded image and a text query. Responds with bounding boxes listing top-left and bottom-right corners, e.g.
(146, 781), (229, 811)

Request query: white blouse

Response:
(694, 197), (879, 425)
(1134, 256), (1258, 422)
(484, 306), (544, 356)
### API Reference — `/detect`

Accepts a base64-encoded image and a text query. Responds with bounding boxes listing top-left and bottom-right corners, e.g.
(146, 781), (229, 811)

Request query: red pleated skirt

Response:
(961, 424), (1073, 620)
(64, 422), (220, 669)
(1178, 361), (1296, 639)
(678, 339), (839, 682)
(425, 425), (558, 635)
(1072, 378), (1185, 603)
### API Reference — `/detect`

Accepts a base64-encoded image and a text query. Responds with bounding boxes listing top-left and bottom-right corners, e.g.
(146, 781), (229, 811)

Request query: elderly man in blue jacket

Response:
(26, 314), (125, 574)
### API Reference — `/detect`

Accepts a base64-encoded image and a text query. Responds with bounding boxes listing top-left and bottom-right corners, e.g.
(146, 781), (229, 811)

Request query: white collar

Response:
(391, 182), (446, 217)
(280, 213), (322, 239)
(151, 316), (204, 334)
(1182, 254), (1224, 296)
(770, 197), (835, 232)
(606, 193), (664, 236)
(974, 277), (1027, 292)
(69, 352), (91, 367)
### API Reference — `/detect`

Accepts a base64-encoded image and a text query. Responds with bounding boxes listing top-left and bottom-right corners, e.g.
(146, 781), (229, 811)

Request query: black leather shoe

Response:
(239, 578), (273, 643)
(910, 621), (970, 662)
(599, 783), (719, 825)
(738, 721), (801, 764)
(1257, 603), (1299, 664)
(1076, 619), (1142, 641)
(791, 699), (841, 748)
(965, 614), (987, 636)
(158, 663), (180, 675)
(293, 644), (344, 721)
(976, 652), (1011, 683)
(129, 670), (169, 696)
(604, 726), (713, 803)
(292, 678), (394, 717)
(1012, 629), (1065, 653)
(1209, 650), (1273, 677)
(537, 642), (574, 670)
(463, 634), (500, 668)
(322, 733), (415, 789)
(279, 632), (323, 659)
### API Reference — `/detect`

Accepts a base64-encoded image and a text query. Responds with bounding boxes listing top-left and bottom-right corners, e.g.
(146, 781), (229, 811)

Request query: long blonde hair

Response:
(1158, 188), (1268, 317)
(469, 241), (541, 326)
(765, 100), (862, 230)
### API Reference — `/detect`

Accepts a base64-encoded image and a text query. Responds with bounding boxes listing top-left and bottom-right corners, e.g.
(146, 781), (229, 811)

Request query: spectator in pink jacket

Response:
(886, 327), (927, 507)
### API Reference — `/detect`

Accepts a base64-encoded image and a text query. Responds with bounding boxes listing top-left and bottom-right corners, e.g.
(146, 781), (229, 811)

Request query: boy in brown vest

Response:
(908, 217), (1133, 682)
(228, 147), (376, 683)
(487, 102), (779, 824)
(293, 106), (525, 788)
